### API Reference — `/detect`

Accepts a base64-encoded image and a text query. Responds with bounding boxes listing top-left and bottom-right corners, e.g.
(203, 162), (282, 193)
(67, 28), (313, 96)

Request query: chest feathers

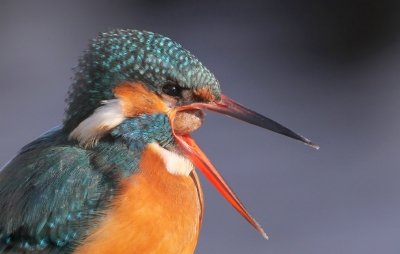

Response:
(74, 143), (203, 254)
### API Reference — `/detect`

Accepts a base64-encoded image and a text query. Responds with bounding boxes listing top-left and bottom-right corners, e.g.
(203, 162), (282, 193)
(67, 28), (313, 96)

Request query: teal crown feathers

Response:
(64, 29), (221, 131)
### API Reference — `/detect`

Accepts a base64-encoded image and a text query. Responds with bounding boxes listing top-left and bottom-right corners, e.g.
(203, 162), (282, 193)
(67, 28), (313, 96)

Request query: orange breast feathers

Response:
(74, 144), (203, 254)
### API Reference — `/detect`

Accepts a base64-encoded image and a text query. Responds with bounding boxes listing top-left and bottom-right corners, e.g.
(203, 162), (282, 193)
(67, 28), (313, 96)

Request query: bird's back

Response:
(0, 126), (203, 254)
(0, 127), (127, 253)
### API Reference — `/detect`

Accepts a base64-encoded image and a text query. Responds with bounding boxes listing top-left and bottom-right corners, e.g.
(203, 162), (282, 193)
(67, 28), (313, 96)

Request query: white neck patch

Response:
(69, 99), (125, 147)
(149, 143), (194, 176)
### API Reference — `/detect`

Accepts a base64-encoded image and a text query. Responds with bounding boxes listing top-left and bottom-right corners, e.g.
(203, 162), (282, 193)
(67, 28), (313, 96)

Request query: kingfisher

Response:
(0, 29), (318, 253)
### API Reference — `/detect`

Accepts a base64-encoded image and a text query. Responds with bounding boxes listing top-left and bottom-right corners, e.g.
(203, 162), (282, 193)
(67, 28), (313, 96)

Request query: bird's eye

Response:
(162, 83), (182, 97)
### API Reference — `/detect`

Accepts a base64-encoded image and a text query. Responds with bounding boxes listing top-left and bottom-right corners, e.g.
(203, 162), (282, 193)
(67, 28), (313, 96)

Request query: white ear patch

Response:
(150, 143), (194, 176)
(69, 99), (125, 147)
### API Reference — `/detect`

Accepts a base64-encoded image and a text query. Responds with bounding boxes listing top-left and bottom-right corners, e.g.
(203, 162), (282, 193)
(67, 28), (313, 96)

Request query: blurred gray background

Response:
(1, 1), (400, 253)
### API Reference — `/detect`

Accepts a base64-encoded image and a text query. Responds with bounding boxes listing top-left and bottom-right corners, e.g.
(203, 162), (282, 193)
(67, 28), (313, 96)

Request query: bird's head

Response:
(65, 29), (318, 239)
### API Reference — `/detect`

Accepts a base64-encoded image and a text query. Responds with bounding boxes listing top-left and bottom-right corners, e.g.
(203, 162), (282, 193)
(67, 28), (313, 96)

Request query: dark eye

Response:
(162, 83), (182, 97)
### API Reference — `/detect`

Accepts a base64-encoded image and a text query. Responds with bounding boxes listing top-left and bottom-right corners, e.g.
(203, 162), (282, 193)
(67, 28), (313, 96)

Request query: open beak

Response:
(173, 94), (318, 239)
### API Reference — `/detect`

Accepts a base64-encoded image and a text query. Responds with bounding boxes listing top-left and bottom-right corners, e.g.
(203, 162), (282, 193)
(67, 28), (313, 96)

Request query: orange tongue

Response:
(175, 133), (268, 239)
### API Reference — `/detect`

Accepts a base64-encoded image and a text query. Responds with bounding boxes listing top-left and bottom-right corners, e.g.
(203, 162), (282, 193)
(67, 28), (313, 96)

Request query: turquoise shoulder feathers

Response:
(0, 114), (174, 253)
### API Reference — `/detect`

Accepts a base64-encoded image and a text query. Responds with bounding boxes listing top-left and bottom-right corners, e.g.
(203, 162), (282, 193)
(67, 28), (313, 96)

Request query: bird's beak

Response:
(174, 133), (268, 239)
(174, 93), (318, 239)
(182, 94), (319, 149)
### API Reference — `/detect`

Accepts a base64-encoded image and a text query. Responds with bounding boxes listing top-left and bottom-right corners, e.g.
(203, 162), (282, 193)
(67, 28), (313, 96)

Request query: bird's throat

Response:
(173, 109), (204, 135)
(150, 143), (194, 176)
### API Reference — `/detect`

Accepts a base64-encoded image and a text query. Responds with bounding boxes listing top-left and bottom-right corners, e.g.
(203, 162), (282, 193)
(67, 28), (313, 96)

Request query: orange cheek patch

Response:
(194, 86), (216, 102)
(113, 81), (168, 117)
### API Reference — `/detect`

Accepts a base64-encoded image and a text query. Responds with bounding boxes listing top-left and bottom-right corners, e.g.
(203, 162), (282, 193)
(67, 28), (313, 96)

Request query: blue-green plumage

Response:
(64, 29), (220, 131)
(0, 127), (115, 253)
(0, 113), (175, 253)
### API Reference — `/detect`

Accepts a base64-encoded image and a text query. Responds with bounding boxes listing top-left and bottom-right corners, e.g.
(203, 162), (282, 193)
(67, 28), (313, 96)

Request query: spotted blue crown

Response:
(64, 29), (221, 131)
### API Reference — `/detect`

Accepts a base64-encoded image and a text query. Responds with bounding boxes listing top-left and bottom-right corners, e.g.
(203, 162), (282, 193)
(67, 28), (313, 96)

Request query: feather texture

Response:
(0, 113), (178, 253)
(0, 29), (222, 253)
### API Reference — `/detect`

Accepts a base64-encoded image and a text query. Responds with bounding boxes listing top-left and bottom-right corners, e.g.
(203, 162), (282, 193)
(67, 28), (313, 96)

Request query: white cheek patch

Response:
(69, 99), (125, 147)
(149, 143), (194, 176)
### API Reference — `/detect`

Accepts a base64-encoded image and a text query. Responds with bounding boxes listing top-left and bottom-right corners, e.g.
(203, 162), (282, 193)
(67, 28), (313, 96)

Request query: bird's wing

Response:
(0, 141), (118, 253)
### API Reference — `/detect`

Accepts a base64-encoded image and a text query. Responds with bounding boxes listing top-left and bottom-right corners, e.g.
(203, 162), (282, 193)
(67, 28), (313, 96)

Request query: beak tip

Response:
(262, 231), (269, 240)
(304, 140), (320, 150)
(252, 219), (268, 240)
